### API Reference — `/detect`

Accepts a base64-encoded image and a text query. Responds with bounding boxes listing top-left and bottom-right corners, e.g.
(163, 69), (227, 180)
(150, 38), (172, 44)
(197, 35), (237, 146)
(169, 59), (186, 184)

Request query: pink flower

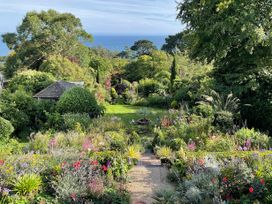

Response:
(73, 161), (81, 170)
(82, 139), (92, 151)
(89, 178), (104, 195)
(0, 160), (4, 166)
(249, 187), (254, 193)
(187, 142), (196, 151)
(70, 193), (77, 201)
(49, 138), (57, 148)
(222, 177), (228, 182)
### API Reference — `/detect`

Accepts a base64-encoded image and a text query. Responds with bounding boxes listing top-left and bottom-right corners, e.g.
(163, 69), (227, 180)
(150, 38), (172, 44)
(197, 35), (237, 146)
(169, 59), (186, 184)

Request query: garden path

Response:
(127, 153), (174, 204)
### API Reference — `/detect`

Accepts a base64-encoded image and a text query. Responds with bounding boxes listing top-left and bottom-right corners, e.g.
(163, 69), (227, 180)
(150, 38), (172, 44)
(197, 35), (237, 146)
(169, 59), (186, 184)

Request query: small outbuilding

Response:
(33, 80), (84, 100)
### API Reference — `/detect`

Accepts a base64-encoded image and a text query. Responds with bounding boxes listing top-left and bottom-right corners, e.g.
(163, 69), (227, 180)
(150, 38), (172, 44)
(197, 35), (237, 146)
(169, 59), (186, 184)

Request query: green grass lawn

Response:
(105, 104), (166, 124)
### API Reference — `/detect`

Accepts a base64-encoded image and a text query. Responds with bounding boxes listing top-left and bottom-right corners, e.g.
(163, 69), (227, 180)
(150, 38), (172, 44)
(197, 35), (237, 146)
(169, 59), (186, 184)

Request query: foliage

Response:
(13, 174), (42, 197)
(162, 32), (187, 54)
(205, 136), (235, 152)
(2, 10), (92, 77)
(138, 78), (163, 97)
(124, 50), (172, 82)
(153, 189), (177, 204)
(234, 128), (270, 150)
(8, 70), (55, 94)
(0, 117), (14, 141)
(156, 146), (173, 159)
(40, 55), (94, 85)
(0, 89), (38, 136)
(214, 111), (234, 133)
(130, 40), (157, 56)
(177, 0), (272, 133)
(63, 113), (91, 131)
(57, 87), (104, 117)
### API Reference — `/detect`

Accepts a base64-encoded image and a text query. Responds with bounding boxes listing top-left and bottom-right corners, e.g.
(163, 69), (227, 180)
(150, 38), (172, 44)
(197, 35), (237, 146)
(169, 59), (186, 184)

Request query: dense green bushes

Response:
(0, 117), (14, 140)
(8, 70), (55, 94)
(57, 87), (104, 118)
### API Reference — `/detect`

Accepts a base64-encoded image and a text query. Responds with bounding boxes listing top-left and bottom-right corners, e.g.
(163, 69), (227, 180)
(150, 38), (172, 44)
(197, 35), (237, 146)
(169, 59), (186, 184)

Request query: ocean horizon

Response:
(0, 35), (167, 56)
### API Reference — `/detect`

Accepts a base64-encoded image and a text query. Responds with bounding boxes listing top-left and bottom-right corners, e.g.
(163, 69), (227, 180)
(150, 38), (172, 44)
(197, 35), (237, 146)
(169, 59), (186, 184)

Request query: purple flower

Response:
(243, 146), (248, 151)
(106, 160), (111, 168)
(238, 146), (243, 151)
(2, 188), (10, 196)
(245, 139), (251, 148)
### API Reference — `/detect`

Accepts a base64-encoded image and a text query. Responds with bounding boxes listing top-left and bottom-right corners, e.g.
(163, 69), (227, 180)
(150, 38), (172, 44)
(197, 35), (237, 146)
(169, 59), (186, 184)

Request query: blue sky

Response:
(0, 0), (183, 35)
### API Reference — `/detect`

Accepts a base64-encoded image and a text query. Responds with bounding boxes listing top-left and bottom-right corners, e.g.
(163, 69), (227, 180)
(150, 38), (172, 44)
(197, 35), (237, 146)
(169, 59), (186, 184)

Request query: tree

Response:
(170, 56), (177, 87)
(2, 10), (92, 77)
(130, 40), (157, 56)
(89, 57), (112, 84)
(162, 32), (187, 54)
(124, 50), (172, 82)
(0, 117), (14, 140)
(177, 0), (272, 133)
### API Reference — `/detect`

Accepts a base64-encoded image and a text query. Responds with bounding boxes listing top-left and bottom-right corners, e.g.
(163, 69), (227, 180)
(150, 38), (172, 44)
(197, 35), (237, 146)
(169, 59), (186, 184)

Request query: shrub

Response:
(57, 87), (104, 118)
(193, 104), (214, 118)
(63, 113), (91, 131)
(156, 146), (173, 159)
(205, 136), (236, 152)
(126, 145), (141, 162)
(0, 117), (14, 140)
(214, 111), (234, 133)
(28, 132), (51, 153)
(8, 70), (55, 94)
(138, 78), (162, 97)
(14, 174), (42, 197)
(146, 95), (171, 108)
(234, 128), (270, 150)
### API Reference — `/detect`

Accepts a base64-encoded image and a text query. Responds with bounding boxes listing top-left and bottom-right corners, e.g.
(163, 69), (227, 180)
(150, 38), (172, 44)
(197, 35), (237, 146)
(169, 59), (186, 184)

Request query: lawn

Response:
(105, 104), (166, 125)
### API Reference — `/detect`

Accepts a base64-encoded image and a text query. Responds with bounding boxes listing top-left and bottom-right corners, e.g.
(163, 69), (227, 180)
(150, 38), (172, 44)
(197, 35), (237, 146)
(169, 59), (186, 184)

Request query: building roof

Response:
(33, 81), (84, 99)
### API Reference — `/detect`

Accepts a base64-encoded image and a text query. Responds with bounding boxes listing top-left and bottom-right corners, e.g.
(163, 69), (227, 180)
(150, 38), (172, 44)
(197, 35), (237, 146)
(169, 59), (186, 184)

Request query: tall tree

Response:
(170, 55), (177, 87)
(162, 32), (187, 53)
(177, 0), (272, 132)
(130, 40), (157, 56)
(2, 10), (92, 77)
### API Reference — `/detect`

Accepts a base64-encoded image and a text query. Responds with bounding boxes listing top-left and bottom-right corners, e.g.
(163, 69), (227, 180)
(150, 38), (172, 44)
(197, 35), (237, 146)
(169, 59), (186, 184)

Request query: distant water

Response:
(0, 35), (167, 56)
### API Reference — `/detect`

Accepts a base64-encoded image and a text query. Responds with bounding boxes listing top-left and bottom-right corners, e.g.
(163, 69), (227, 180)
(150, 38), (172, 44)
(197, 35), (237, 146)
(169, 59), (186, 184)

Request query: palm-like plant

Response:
(198, 90), (240, 113)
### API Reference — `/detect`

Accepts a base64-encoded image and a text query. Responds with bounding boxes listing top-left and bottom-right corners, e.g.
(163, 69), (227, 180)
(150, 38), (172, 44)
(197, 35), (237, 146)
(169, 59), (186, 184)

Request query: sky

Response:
(0, 0), (183, 36)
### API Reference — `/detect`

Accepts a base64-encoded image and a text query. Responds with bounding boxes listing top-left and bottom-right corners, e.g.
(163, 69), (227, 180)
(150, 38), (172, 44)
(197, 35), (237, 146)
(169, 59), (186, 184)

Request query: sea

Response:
(0, 35), (167, 56)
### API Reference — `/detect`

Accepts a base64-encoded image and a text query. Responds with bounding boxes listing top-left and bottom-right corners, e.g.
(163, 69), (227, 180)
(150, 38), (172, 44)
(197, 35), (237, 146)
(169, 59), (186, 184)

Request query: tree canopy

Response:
(130, 40), (157, 56)
(2, 10), (92, 77)
(177, 0), (272, 132)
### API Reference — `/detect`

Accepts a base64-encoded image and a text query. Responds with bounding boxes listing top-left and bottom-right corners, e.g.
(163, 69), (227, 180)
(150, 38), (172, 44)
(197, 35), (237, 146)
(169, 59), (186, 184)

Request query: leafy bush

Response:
(0, 117), (14, 140)
(57, 87), (104, 118)
(8, 70), (55, 94)
(193, 104), (214, 118)
(156, 146), (173, 159)
(138, 78), (162, 97)
(63, 113), (91, 131)
(205, 136), (236, 152)
(14, 174), (42, 197)
(28, 132), (51, 153)
(214, 111), (234, 133)
(234, 128), (270, 150)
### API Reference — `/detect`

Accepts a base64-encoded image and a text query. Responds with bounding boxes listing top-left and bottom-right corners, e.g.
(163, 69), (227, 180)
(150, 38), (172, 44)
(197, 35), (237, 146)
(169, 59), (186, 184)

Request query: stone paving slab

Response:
(127, 153), (174, 204)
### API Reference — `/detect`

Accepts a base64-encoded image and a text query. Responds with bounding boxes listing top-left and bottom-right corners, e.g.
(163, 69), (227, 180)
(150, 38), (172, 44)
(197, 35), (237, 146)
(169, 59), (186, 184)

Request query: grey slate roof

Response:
(33, 81), (84, 99)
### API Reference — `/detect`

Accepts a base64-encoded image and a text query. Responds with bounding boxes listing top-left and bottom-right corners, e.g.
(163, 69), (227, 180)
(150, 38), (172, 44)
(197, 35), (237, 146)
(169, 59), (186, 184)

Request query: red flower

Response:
(102, 165), (108, 172)
(70, 193), (77, 201)
(73, 161), (81, 170)
(222, 177), (228, 182)
(260, 178), (265, 185)
(249, 187), (254, 193)
(91, 160), (99, 165)
(0, 160), (4, 166)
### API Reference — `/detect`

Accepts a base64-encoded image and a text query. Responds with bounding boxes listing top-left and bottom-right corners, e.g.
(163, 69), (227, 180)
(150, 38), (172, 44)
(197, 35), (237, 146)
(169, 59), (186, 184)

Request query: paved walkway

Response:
(127, 153), (174, 204)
